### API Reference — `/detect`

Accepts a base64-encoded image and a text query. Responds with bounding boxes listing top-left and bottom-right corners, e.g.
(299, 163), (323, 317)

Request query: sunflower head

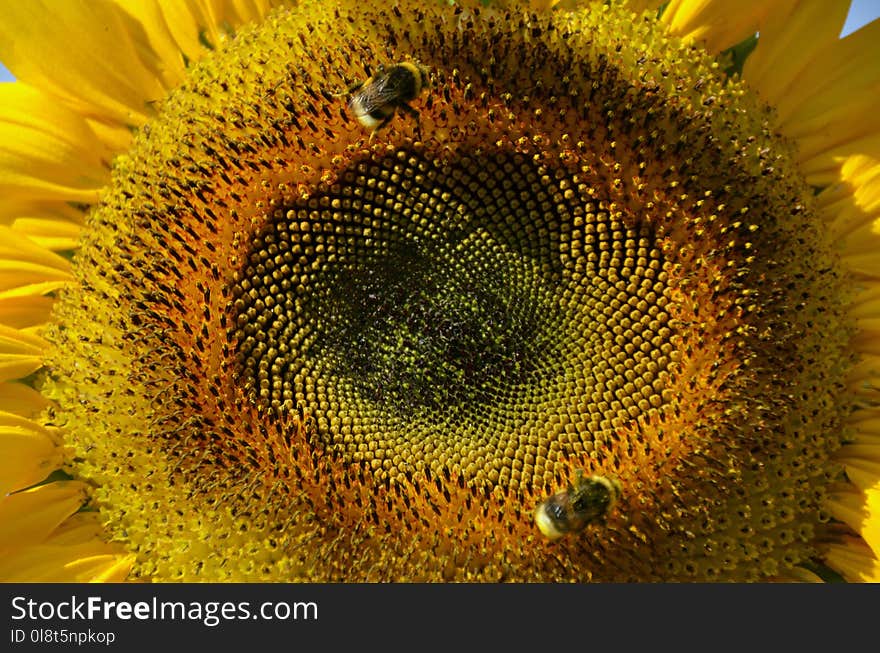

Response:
(3, 0), (879, 583)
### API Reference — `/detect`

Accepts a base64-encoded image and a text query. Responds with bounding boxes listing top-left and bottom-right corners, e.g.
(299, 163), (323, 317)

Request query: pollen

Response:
(42, 0), (853, 581)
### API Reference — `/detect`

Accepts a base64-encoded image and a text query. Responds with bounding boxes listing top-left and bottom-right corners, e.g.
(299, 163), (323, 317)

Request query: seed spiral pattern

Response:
(233, 150), (677, 497)
(42, 0), (853, 581)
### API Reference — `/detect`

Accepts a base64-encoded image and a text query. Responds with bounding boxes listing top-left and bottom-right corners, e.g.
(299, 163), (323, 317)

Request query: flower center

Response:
(43, 0), (853, 581)
(232, 148), (678, 498)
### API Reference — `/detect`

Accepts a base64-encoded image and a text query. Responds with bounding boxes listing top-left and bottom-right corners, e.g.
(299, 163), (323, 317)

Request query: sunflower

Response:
(1, 0), (878, 582)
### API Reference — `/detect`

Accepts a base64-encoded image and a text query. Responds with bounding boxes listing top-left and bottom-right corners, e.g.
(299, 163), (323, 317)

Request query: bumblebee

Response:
(534, 471), (622, 541)
(342, 61), (429, 140)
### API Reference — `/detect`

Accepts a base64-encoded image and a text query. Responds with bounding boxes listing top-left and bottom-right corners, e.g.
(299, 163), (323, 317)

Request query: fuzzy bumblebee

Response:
(343, 61), (429, 140)
(534, 472), (622, 540)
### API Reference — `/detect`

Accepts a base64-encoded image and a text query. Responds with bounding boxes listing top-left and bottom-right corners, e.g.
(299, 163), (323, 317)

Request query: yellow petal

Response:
(0, 272), (71, 301)
(0, 381), (50, 418)
(0, 550), (129, 582)
(661, 0), (776, 54)
(792, 108), (880, 185)
(848, 424), (880, 444)
(854, 318), (880, 356)
(11, 218), (82, 252)
(848, 406), (880, 433)
(853, 276), (880, 301)
(0, 481), (88, 553)
(90, 555), (135, 582)
(113, 0), (188, 91)
(849, 354), (880, 396)
(783, 567), (823, 582)
(0, 295), (55, 330)
(764, 19), (880, 184)
(835, 159), (880, 273)
(0, 1), (277, 159)
(838, 444), (880, 492)
(86, 118), (137, 155)
(774, 17), (880, 125)
(742, 0), (848, 107)
(43, 511), (105, 544)
(120, 0), (279, 149)
(0, 83), (110, 204)
(0, 411), (61, 496)
(116, 0), (276, 93)
(821, 195), (880, 243)
(0, 226), (72, 294)
(0, 285), (70, 320)
(827, 485), (880, 560)
(0, 323), (47, 382)
(136, 0), (219, 64)
(0, 513), (132, 582)
(0, 0), (169, 129)
(0, 199), (85, 228)
(824, 537), (880, 582)
(800, 132), (880, 188)
(849, 281), (880, 321)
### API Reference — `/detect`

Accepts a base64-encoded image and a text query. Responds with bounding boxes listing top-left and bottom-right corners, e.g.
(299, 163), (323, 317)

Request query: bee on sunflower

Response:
(0, 0), (878, 582)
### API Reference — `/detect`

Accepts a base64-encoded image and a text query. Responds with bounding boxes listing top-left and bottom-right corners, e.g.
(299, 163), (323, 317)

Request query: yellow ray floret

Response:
(0, 0), (278, 154)
(0, 382), (49, 418)
(1, 199), (85, 229)
(0, 324), (48, 383)
(779, 29), (880, 186)
(0, 1), (168, 129)
(0, 513), (133, 583)
(0, 227), (72, 308)
(784, 567), (824, 583)
(0, 84), (111, 203)
(0, 482), (88, 552)
(0, 295), (55, 331)
(9, 219), (82, 254)
(825, 536), (880, 582)
(660, 0), (778, 54)
(778, 23), (880, 185)
(839, 442), (880, 492)
(742, 0), (851, 108)
(818, 155), (880, 241)
(827, 485), (880, 563)
(0, 411), (61, 496)
(117, 0), (279, 89)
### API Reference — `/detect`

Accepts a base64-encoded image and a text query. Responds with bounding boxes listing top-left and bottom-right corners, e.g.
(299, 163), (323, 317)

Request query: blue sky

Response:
(1, 1), (879, 82)
(842, 0), (880, 35)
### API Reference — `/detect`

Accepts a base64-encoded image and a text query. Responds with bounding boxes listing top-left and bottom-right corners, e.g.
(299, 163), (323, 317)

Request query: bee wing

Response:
(379, 77), (412, 104)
